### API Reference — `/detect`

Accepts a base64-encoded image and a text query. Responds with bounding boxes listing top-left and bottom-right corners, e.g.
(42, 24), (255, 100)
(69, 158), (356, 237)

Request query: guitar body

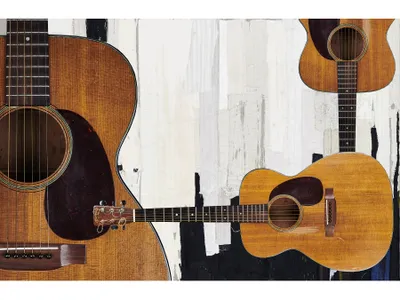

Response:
(239, 153), (393, 272)
(299, 19), (395, 92)
(0, 36), (169, 280)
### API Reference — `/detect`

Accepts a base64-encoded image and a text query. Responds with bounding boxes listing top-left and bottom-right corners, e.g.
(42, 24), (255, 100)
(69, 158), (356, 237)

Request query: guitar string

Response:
(30, 20), (35, 254)
(6, 20), (12, 254)
(45, 19), (50, 250)
(14, 19), (19, 255)
(38, 20), (42, 253)
(23, 19), (26, 255)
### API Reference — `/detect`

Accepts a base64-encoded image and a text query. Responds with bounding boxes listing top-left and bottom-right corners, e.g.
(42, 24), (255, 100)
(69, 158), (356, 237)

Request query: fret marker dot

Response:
(191, 213), (194, 216)
(346, 127), (349, 130)
(346, 142), (349, 145)
(346, 90), (349, 92)
(26, 36), (30, 42)
(175, 213), (178, 216)
(205, 213), (208, 216)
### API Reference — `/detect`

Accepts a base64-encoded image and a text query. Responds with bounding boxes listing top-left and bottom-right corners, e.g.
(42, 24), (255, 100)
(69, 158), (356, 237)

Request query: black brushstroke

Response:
(180, 173), (322, 280)
(86, 19), (108, 42)
(389, 113), (399, 279)
(371, 126), (379, 159)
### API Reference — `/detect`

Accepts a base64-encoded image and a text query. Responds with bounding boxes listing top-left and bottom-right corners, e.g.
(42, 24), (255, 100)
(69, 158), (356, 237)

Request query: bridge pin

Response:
(45, 253), (52, 259)
(4, 253), (11, 259)
(29, 253), (36, 259)
(13, 253), (19, 258)
(38, 254), (44, 259)
(21, 254), (28, 259)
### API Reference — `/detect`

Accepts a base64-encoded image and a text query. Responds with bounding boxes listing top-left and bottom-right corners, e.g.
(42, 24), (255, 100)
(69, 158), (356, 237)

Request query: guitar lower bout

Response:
(239, 152), (393, 272)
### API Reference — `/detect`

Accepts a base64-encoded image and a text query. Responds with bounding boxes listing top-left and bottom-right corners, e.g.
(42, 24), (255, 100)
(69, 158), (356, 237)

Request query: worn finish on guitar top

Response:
(299, 19), (395, 92)
(239, 152), (393, 272)
(0, 36), (169, 280)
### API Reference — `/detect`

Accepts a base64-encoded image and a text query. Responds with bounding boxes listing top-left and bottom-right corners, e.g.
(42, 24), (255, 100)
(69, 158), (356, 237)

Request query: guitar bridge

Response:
(325, 188), (337, 237)
(0, 243), (86, 271)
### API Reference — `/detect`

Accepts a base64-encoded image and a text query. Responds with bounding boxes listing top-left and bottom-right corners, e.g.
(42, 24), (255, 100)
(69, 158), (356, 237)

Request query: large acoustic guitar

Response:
(0, 19), (169, 280)
(299, 19), (395, 152)
(94, 152), (393, 272)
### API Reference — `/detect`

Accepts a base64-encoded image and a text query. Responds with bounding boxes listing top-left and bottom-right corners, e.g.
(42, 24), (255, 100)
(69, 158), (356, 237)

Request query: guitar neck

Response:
(6, 19), (50, 106)
(98, 204), (269, 224)
(337, 61), (357, 152)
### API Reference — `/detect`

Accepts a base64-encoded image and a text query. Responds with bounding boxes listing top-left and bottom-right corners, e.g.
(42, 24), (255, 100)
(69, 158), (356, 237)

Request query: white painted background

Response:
(2, 19), (398, 280)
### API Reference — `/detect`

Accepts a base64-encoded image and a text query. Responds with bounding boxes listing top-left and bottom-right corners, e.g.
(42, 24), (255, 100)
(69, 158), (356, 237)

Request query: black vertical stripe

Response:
(86, 19), (107, 41)
(390, 113), (399, 279)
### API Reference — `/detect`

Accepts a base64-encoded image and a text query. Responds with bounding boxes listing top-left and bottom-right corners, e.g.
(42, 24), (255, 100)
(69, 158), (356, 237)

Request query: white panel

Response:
(136, 20), (198, 280)
(48, 19), (86, 36)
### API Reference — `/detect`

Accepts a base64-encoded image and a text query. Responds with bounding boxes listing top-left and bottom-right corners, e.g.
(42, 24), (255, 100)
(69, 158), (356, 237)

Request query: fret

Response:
(7, 32), (47, 34)
(202, 207), (204, 222)
(171, 208), (174, 222)
(247, 205), (249, 222)
(6, 85), (49, 88)
(144, 209), (147, 222)
(6, 94), (49, 97)
(232, 206), (234, 222)
(180, 207), (182, 222)
(208, 206), (211, 222)
(195, 207), (197, 222)
(163, 208), (165, 222)
(7, 43), (48, 46)
(6, 66), (49, 68)
(153, 208), (156, 222)
(133, 209), (136, 222)
(262, 204), (265, 223)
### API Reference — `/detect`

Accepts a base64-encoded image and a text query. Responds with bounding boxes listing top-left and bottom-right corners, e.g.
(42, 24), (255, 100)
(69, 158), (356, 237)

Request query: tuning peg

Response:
(112, 201), (115, 206)
(99, 200), (107, 206)
(121, 200), (126, 207)
(110, 225), (119, 230)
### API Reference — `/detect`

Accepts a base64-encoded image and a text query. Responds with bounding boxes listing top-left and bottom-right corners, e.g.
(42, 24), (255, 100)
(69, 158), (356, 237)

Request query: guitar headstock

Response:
(93, 205), (133, 233)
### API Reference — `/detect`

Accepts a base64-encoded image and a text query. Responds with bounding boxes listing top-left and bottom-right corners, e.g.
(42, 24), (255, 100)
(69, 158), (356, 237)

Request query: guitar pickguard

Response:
(269, 177), (323, 206)
(45, 109), (113, 240)
(308, 19), (339, 60)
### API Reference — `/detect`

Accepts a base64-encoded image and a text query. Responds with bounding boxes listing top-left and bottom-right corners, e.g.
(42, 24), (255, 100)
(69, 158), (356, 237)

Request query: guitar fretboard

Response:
(134, 205), (268, 223)
(6, 19), (49, 106)
(337, 61), (357, 152)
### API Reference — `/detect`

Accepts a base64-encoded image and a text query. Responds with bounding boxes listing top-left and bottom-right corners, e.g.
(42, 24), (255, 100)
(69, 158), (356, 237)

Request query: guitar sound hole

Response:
(268, 195), (301, 232)
(0, 107), (70, 189)
(328, 26), (367, 61)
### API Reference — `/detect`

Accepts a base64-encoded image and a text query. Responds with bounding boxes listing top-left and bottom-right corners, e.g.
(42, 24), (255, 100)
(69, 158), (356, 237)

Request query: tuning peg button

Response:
(121, 200), (126, 207)
(99, 200), (107, 206)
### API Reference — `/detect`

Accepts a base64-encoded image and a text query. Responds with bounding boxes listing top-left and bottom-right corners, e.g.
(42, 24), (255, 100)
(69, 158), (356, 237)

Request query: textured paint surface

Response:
(0, 19), (397, 280)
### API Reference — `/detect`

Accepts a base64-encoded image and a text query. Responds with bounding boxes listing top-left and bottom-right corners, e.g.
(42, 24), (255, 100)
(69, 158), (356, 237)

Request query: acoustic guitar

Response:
(0, 19), (169, 280)
(299, 19), (395, 153)
(94, 152), (393, 272)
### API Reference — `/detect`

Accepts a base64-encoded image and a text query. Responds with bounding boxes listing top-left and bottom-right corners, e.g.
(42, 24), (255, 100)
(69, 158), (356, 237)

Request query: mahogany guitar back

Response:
(0, 36), (169, 280)
(299, 19), (395, 92)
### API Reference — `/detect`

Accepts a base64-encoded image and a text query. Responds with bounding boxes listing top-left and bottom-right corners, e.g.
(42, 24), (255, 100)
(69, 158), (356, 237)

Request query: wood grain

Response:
(299, 19), (395, 92)
(239, 152), (393, 272)
(0, 36), (169, 280)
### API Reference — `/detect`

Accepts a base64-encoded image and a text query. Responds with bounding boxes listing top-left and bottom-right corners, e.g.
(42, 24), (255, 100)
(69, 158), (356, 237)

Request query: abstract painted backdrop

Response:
(1, 19), (397, 280)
